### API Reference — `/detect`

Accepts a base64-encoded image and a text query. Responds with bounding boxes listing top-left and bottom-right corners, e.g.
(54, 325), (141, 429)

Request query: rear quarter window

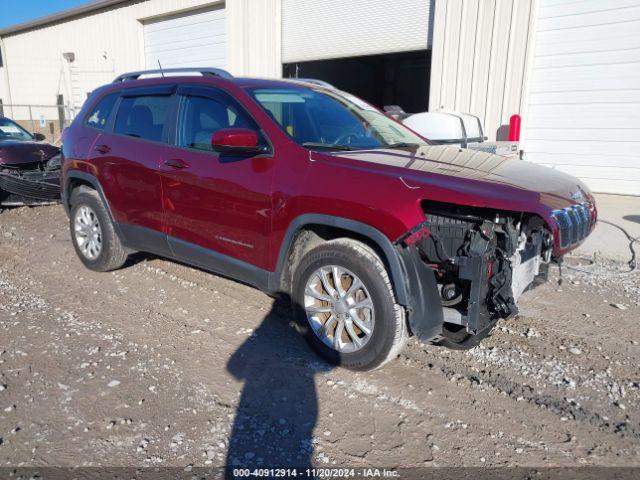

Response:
(85, 93), (119, 130)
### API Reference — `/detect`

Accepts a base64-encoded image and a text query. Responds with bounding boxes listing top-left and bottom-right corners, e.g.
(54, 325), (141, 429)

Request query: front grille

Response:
(0, 169), (60, 201)
(552, 203), (594, 248)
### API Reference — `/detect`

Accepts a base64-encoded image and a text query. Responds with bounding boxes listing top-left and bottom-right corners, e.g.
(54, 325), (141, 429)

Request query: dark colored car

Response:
(60, 68), (596, 370)
(0, 116), (61, 207)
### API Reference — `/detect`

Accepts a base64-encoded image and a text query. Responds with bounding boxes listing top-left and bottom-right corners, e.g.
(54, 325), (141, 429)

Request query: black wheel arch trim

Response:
(272, 214), (445, 341)
(63, 171), (109, 215)
(272, 214), (407, 300)
(396, 244), (445, 342)
(63, 171), (127, 243)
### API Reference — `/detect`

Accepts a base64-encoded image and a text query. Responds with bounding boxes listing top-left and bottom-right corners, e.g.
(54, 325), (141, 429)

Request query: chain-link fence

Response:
(0, 103), (77, 145)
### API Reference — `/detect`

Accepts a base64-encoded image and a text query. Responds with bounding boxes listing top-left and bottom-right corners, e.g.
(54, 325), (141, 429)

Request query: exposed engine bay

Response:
(414, 201), (553, 349)
(0, 155), (61, 207)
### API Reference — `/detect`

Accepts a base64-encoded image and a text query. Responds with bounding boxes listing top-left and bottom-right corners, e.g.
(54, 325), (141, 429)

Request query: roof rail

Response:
(286, 78), (336, 89)
(113, 67), (233, 83)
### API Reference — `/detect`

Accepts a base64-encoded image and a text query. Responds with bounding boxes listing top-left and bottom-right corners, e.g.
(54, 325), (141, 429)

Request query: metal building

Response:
(0, 0), (638, 195)
(0, 0), (280, 139)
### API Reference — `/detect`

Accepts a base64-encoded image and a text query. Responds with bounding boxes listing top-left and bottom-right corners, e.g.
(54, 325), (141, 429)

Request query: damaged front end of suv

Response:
(397, 199), (595, 350)
(0, 140), (61, 208)
(0, 152), (61, 207)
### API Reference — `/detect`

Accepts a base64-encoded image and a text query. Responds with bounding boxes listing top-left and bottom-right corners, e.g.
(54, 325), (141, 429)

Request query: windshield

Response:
(248, 87), (427, 150)
(0, 118), (33, 141)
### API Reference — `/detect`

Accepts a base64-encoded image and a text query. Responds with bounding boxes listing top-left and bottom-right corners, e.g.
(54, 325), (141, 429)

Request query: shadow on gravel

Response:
(118, 252), (331, 471)
(225, 298), (331, 474)
(122, 251), (156, 267)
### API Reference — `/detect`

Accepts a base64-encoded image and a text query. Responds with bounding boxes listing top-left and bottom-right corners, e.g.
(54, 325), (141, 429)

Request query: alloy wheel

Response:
(74, 205), (102, 260)
(303, 265), (375, 353)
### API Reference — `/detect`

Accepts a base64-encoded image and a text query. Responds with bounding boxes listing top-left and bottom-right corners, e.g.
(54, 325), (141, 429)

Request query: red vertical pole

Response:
(508, 114), (521, 142)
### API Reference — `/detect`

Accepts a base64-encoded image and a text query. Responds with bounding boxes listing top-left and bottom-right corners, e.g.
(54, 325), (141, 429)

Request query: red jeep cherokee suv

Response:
(61, 68), (596, 370)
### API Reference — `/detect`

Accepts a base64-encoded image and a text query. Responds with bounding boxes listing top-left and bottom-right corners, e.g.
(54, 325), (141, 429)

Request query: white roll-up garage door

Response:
(524, 0), (640, 196)
(143, 6), (226, 69)
(282, 0), (434, 63)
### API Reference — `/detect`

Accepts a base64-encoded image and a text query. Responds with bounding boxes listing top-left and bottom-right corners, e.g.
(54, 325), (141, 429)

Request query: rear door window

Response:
(85, 93), (118, 130)
(114, 95), (171, 142)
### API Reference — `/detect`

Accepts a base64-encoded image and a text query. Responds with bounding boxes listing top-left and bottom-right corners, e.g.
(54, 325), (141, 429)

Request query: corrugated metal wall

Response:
(282, 0), (434, 63)
(1, 0), (222, 113)
(227, 0), (281, 78)
(0, 40), (9, 107)
(0, 0), (282, 121)
(429, 0), (538, 141)
(143, 6), (227, 69)
(522, 0), (640, 196)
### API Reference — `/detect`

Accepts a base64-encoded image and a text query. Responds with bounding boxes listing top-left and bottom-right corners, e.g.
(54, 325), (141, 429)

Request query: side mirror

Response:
(33, 132), (46, 141)
(211, 128), (263, 154)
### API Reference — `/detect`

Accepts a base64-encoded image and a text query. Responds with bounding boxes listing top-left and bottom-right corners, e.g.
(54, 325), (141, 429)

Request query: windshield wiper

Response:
(302, 142), (355, 151)
(379, 142), (422, 149)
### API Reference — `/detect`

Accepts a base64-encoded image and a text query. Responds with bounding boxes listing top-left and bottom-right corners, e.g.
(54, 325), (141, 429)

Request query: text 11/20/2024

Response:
(232, 468), (400, 478)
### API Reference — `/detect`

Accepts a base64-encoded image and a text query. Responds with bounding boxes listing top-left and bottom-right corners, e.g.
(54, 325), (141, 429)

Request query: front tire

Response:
(69, 187), (128, 272)
(292, 238), (407, 371)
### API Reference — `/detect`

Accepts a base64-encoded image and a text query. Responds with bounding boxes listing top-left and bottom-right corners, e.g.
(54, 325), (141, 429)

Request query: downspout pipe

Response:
(0, 36), (14, 116)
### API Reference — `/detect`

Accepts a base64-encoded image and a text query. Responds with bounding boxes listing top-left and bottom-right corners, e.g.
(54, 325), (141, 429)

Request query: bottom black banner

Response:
(0, 467), (639, 480)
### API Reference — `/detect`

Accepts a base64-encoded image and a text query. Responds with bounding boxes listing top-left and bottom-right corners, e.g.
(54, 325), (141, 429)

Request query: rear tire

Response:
(292, 238), (407, 371)
(69, 187), (128, 272)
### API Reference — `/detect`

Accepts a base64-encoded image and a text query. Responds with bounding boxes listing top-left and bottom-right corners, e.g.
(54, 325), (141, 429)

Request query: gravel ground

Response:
(0, 205), (639, 469)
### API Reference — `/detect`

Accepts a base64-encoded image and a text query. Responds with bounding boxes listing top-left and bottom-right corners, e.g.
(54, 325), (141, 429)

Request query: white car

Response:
(385, 106), (519, 158)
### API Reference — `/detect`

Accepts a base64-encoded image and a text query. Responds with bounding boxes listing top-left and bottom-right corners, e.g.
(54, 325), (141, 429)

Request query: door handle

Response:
(164, 158), (189, 169)
(94, 144), (111, 154)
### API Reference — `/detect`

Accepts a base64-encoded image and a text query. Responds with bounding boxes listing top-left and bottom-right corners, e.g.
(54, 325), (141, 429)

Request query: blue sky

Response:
(0, 0), (92, 30)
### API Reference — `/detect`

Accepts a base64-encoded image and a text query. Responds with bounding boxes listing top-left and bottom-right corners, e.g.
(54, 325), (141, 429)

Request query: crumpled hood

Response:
(322, 145), (592, 211)
(0, 139), (60, 167)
